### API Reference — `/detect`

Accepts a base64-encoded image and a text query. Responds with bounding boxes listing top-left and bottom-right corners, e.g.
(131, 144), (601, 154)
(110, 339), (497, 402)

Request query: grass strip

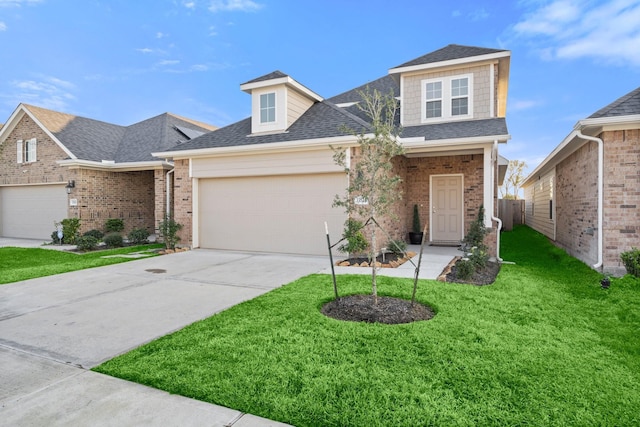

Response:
(0, 244), (163, 284)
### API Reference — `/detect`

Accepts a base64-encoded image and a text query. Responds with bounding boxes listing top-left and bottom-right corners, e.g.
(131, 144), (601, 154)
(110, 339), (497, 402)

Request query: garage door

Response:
(199, 174), (347, 255)
(0, 185), (68, 239)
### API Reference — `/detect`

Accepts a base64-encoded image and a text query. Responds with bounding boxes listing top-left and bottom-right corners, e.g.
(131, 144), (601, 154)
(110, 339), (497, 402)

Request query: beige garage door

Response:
(0, 185), (68, 239)
(199, 174), (347, 255)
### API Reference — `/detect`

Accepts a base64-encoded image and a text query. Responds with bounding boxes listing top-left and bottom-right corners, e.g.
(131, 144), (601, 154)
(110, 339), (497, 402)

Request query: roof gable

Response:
(589, 86), (640, 118)
(1, 104), (215, 164)
(392, 44), (508, 69)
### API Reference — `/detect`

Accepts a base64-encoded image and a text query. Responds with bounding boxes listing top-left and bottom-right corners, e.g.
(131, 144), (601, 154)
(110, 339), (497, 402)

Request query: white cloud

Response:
(208, 25), (218, 36)
(470, 8), (489, 21)
(509, 99), (543, 111)
(156, 32), (167, 39)
(0, 0), (43, 7)
(0, 21), (6, 31)
(182, 1), (195, 9)
(136, 48), (154, 54)
(512, 0), (640, 66)
(157, 59), (180, 66)
(190, 64), (208, 71)
(208, 0), (263, 13)
(9, 76), (76, 111)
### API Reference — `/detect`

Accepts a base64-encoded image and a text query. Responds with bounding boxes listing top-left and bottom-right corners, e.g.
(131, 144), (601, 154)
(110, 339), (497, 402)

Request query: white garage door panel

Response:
(199, 174), (347, 255)
(0, 185), (68, 239)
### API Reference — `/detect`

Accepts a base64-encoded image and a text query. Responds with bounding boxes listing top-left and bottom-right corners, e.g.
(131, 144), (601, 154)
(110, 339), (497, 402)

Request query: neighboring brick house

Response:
(154, 44), (512, 257)
(523, 86), (640, 276)
(0, 104), (215, 240)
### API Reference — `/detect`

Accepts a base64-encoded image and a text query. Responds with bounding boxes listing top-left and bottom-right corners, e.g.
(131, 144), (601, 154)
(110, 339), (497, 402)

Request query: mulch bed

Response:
(336, 252), (416, 268)
(444, 258), (501, 285)
(321, 294), (435, 324)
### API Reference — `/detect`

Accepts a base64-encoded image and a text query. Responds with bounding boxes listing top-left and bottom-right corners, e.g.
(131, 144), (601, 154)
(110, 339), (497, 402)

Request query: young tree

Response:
(332, 88), (405, 299)
(500, 160), (527, 199)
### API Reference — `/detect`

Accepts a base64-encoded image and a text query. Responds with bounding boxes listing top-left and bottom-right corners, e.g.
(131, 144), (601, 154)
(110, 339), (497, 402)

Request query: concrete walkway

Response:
(0, 239), (458, 426)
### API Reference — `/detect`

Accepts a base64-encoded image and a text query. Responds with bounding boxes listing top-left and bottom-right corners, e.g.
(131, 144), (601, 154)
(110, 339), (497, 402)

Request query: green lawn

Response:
(0, 244), (163, 285)
(94, 226), (640, 426)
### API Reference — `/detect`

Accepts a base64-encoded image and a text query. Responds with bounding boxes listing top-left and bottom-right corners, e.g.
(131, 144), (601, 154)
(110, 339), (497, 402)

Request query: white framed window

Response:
(259, 92), (276, 123)
(17, 138), (37, 163)
(422, 74), (473, 122)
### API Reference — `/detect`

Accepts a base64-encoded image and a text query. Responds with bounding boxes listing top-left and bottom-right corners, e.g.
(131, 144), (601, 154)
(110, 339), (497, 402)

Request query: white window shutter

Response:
(17, 140), (23, 163)
(29, 138), (37, 162)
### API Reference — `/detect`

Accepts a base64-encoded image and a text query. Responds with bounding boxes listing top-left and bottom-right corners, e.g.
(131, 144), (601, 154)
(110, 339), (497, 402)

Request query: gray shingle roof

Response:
(168, 101), (372, 151)
(588, 86), (640, 118)
(241, 70), (289, 85)
(392, 44), (508, 69)
(402, 118), (508, 140)
(25, 104), (214, 162)
(327, 75), (399, 105)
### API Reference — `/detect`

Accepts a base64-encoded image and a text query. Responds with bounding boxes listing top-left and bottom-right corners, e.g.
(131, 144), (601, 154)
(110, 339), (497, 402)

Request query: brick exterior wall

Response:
(73, 169), (155, 235)
(347, 149), (497, 257)
(602, 129), (639, 275)
(555, 141), (599, 267)
(1, 113), (157, 238)
(173, 159), (192, 247)
(0, 114), (72, 187)
(554, 129), (639, 276)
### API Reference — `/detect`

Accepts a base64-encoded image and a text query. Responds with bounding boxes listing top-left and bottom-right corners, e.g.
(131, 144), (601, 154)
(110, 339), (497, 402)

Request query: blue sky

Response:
(1, 0), (639, 174)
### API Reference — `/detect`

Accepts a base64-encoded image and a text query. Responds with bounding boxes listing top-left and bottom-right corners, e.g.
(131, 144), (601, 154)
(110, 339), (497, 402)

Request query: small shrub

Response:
(412, 204), (421, 233)
(159, 215), (183, 249)
(463, 205), (488, 251)
(468, 246), (488, 269)
(103, 232), (124, 248)
(386, 239), (407, 256)
(84, 229), (104, 240)
(105, 218), (125, 233)
(128, 228), (150, 244)
(456, 258), (475, 280)
(53, 218), (81, 244)
(621, 247), (640, 277)
(51, 230), (61, 244)
(76, 235), (99, 251)
(338, 218), (369, 255)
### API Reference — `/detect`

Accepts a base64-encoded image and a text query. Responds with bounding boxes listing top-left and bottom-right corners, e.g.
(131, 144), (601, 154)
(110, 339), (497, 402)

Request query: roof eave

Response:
(523, 114), (640, 185)
(240, 76), (323, 102)
(388, 50), (511, 75)
(57, 159), (173, 171)
(153, 135), (360, 160)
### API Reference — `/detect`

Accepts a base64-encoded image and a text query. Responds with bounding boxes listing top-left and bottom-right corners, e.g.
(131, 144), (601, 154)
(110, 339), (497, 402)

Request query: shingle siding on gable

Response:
(287, 88), (315, 128)
(401, 64), (493, 127)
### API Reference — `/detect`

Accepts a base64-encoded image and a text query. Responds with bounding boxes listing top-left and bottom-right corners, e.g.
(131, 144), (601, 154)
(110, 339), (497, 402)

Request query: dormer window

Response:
(422, 74), (473, 122)
(260, 92), (276, 123)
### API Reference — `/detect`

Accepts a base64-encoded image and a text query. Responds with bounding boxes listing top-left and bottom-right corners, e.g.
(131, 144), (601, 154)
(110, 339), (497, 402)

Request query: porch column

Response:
(483, 145), (493, 227)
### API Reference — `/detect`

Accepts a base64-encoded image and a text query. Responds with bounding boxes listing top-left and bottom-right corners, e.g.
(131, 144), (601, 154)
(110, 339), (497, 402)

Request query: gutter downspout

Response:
(576, 131), (604, 270)
(491, 141), (503, 262)
(166, 168), (174, 217)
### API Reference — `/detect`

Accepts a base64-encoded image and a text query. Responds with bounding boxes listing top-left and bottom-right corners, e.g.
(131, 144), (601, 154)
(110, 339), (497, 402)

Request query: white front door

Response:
(430, 175), (463, 243)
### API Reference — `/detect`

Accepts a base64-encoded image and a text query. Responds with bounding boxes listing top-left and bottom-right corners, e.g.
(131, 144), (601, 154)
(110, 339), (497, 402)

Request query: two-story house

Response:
(0, 104), (215, 240)
(154, 44), (511, 256)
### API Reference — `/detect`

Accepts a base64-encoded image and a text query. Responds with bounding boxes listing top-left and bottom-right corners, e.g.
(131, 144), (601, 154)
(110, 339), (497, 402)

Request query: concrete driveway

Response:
(0, 249), (329, 426)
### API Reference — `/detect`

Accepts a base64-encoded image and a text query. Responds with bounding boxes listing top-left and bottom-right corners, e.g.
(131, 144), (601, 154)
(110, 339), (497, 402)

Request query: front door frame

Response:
(429, 173), (464, 244)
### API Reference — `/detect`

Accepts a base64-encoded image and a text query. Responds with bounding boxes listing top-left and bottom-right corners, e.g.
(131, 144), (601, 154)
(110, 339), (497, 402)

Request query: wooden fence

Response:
(498, 199), (524, 231)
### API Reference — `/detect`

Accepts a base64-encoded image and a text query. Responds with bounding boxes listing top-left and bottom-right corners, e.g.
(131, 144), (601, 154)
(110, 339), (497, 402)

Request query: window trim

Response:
(421, 74), (473, 123)
(17, 138), (37, 164)
(259, 92), (276, 124)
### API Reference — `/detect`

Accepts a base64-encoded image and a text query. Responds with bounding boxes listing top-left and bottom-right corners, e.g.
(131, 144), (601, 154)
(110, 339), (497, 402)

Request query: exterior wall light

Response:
(65, 180), (75, 194)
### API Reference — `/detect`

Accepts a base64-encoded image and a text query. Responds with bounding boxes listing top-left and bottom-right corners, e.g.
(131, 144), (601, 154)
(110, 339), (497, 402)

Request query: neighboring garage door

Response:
(0, 185), (68, 239)
(199, 174), (347, 255)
